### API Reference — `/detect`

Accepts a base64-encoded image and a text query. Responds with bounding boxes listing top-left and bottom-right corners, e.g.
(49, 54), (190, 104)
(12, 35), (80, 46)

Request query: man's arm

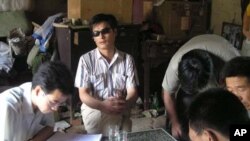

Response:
(162, 89), (182, 139)
(30, 126), (53, 141)
(78, 87), (126, 114)
(125, 87), (138, 109)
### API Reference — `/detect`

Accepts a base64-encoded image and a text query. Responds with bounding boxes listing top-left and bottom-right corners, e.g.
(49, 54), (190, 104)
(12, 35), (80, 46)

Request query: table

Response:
(101, 128), (177, 141)
(49, 128), (176, 141)
(128, 128), (177, 141)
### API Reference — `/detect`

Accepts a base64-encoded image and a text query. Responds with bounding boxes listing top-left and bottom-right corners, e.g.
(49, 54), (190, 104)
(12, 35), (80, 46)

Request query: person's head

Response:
(188, 88), (249, 141)
(31, 61), (74, 113)
(221, 56), (250, 110)
(178, 49), (215, 95)
(89, 13), (118, 50)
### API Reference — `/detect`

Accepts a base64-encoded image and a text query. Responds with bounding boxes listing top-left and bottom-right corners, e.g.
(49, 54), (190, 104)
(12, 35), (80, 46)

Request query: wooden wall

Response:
(26, 0), (67, 24)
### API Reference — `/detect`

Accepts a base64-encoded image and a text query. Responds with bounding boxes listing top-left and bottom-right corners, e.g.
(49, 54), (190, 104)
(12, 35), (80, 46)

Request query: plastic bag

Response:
(32, 13), (64, 52)
(0, 41), (14, 73)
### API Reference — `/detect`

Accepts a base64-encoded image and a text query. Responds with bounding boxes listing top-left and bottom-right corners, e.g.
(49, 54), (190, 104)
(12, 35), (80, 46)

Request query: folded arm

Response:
(78, 87), (133, 115)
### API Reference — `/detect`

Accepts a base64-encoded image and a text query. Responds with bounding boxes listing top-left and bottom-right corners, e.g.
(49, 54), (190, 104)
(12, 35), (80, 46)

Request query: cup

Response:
(117, 131), (127, 141)
(108, 125), (119, 141)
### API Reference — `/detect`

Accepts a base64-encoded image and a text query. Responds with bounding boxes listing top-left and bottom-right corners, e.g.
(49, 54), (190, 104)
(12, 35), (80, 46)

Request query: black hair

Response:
(221, 56), (250, 85)
(32, 61), (74, 96)
(89, 13), (118, 31)
(188, 88), (250, 138)
(178, 49), (214, 95)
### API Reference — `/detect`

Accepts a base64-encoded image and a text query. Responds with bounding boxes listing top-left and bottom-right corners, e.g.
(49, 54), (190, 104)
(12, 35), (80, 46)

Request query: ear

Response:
(204, 129), (218, 141)
(33, 85), (43, 96)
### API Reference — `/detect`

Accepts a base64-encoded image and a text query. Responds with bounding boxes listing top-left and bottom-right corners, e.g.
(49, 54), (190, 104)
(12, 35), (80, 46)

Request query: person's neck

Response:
(31, 90), (38, 113)
(99, 47), (116, 63)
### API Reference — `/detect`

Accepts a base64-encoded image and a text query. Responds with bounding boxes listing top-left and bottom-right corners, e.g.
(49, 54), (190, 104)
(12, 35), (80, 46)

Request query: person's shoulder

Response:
(0, 83), (31, 109)
(116, 49), (133, 59)
(0, 83), (30, 107)
(118, 50), (134, 61)
(80, 49), (96, 59)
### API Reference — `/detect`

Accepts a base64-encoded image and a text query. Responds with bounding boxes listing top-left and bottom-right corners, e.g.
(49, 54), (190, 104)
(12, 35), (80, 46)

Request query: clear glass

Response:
(108, 125), (119, 141)
(117, 131), (127, 141)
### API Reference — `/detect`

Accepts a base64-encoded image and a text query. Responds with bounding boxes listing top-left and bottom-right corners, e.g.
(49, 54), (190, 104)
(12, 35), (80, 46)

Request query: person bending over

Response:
(0, 61), (74, 141)
(162, 34), (240, 140)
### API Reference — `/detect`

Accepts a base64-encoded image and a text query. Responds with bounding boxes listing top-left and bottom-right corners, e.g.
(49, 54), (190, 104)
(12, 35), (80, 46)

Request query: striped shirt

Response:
(75, 48), (139, 100)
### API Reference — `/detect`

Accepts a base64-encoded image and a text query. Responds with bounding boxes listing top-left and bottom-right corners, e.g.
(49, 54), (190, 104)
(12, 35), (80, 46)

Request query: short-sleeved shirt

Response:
(75, 48), (139, 100)
(0, 82), (54, 141)
(162, 34), (240, 95)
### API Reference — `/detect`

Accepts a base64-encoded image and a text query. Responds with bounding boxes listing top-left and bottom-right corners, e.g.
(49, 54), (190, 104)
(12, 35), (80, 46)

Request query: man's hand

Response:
(101, 97), (127, 114)
(171, 120), (182, 139)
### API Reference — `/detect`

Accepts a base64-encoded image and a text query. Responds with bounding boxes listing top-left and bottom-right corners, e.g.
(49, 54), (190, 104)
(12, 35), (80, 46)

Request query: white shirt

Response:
(162, 34), (240, 94)
(75, 48), (139, 100)
(0, 82), (54, 141)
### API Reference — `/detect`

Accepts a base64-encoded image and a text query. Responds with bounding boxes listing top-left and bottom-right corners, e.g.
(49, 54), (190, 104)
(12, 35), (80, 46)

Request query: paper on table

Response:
(47, 132), (102, 141)
(54, 120), (71, 132)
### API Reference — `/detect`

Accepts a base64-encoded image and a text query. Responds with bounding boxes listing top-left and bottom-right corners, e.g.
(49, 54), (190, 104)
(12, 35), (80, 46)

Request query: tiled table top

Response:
(127, 128), (177, 141)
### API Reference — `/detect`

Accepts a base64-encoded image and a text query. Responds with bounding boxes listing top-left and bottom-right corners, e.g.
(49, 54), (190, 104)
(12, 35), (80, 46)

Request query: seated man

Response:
(162, 34), (240, 141)
(188, 88), (250, 141)
(0, 61), (74, 141)
(221, 56), (250, 116)
(74, 13), (139, 136)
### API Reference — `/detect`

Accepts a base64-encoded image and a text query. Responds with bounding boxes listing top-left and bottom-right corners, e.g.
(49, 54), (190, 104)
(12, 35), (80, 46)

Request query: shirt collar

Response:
(96, 48), (103, 60)
(95, 48), (123, 61)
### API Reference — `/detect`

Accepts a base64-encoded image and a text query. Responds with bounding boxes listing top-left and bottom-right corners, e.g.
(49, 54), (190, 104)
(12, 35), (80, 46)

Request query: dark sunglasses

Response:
(92, 27), (111, 37)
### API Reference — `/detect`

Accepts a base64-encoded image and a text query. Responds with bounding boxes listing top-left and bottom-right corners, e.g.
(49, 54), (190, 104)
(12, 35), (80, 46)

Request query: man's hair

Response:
(32, 61), (74, 96)
(89, 13), (118, 31)
(178, 49), (214, 94)
(221, 56), (250, 85)
(188, 88), (249, 138)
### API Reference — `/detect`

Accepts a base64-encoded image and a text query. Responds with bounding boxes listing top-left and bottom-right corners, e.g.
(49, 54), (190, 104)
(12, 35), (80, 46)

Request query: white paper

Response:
(47, 132), (102, 141)
(53, 120), (71, 132)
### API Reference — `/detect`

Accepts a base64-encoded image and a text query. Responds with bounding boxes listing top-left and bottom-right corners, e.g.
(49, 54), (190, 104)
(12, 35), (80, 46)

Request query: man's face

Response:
(226, 76), (250, 110)
(37, 88), (68, 113)
(92, 21), (116, 50)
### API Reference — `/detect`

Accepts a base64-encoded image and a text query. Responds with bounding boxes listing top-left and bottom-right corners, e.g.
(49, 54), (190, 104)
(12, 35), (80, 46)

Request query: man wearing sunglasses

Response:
(75, 13), (139, 136)
(0, 61), (74, 141)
